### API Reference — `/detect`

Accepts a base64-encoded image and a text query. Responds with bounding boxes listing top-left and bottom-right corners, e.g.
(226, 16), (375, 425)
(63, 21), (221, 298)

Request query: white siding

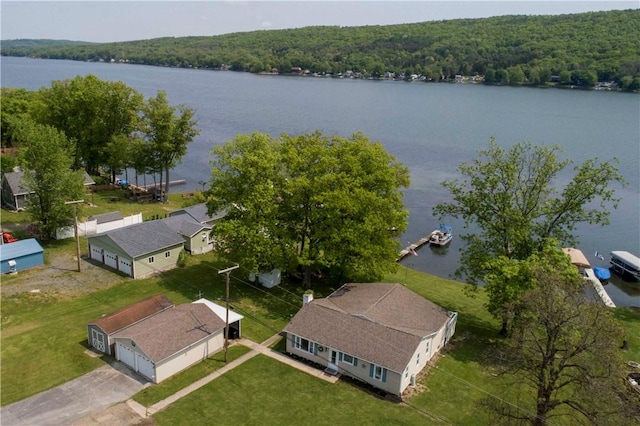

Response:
(155, 331), (224, 383)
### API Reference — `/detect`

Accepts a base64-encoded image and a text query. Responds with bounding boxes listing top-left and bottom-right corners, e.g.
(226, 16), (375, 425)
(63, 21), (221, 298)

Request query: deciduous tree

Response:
(33, 74), (143, 174)
(208, 131), (409, 287)
(434, 139), (624, 333)
(482, 248), (639, 425)
(13, 118), (85, 238)
(141, 91), (199, 202)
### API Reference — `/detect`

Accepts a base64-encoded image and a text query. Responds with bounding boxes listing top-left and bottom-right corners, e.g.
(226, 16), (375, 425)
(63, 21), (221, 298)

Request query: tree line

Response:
(2, 10), (640, 90)
(1, 76), (198, 237)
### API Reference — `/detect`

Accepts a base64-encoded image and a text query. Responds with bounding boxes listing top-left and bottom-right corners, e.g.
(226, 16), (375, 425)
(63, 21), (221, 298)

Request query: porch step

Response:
(324, 367), (339, 376)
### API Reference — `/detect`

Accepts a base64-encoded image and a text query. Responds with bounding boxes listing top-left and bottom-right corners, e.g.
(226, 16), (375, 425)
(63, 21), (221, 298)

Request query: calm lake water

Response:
(2, 56), (639, 306)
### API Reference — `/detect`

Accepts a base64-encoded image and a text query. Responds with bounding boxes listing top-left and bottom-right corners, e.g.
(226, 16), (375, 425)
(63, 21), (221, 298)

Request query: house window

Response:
(293, 336), (316, 354)
(372, 365), (386, 382)
(201, 232), (207, 242)
(416, 353), (420, 364)
(342, 353), (357, 366)
(165, 251), (171, 258)
(148, 256), (155, 263)
(425, 341), (430, 354)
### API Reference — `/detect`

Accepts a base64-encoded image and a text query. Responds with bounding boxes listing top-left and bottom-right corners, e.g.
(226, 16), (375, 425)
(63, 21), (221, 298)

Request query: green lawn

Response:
(133, 344), (251, 407)
(153, 355), (434, 426)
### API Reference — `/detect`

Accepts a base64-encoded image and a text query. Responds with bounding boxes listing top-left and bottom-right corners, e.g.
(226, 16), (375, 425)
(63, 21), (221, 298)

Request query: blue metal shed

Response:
(0, 238), (44, 273)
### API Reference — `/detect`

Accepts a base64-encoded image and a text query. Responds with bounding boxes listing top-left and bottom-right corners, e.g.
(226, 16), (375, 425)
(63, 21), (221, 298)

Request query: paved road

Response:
(0, 362), (148, 426)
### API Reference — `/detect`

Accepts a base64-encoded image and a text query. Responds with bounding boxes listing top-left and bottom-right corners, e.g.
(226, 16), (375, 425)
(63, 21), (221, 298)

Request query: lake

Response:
(2, 56), (639, 306)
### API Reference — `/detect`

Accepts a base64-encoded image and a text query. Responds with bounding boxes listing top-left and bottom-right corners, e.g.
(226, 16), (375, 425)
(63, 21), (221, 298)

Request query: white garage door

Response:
(104, 251), (118, 269)
(136, 352), (155, 380)
(119, 258), (132, 276)
(116, 342), (135, 369)
(90, 246), (103, 262)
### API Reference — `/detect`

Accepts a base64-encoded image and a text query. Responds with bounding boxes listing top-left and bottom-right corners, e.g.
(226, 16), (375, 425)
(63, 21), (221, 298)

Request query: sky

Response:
(1, 1), (637, 43)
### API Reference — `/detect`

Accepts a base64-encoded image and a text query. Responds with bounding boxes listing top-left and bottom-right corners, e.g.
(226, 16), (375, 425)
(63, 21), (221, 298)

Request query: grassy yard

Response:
(153, 355), (434, 426)
(1, 202), (639, 421)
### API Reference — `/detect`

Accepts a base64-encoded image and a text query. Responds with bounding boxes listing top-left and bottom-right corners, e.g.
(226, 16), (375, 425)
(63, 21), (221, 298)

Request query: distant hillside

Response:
(2, 10), (639, 90)
(2, 39), (95, 49)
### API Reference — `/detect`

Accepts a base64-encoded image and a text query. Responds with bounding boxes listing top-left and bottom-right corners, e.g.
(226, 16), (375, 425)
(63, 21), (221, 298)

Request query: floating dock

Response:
(397, 232), (435, 261)
(584, 268), (616, 307)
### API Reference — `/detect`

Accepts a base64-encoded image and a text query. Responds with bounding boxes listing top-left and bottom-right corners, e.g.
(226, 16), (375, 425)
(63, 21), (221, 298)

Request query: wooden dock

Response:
(140, 179), (187, 189)
(397, 232), (435, 261)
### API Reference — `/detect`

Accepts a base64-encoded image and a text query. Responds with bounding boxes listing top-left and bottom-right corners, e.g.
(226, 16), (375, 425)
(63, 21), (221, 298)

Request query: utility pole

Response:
(218, 264), (239, 362)
(65, 199), (84, 272)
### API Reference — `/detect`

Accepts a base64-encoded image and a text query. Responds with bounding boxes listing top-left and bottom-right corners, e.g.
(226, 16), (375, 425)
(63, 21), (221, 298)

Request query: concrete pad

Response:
(0, 364), (147, 426)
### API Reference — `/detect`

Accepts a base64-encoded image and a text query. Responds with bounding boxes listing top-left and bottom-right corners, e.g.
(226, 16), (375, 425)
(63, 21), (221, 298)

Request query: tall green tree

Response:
(434, 139), (624, 333)
(0, 87), (37, 147)
(482, 246), (638, 425)
(208, 131), (409, 287)
(33, 74), (143, 174)
(13, 118), (85, 238)
(141, 91), (199, 201)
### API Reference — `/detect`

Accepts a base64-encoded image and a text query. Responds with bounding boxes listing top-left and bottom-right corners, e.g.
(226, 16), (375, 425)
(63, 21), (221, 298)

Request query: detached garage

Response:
(113, 303), (226, 383)
(86, 295), (174, 356)
(87, 220), (185, 279)
(0, 238), (44, 274)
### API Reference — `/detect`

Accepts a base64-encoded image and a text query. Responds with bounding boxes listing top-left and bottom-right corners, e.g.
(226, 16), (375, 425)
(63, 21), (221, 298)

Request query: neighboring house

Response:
(1, 169), (95, 211)
(87, 220), (185, 279)
(168, 203), (228, 254)
(284, 283), (458, 396)
(162, 215), (213, 255)
(168, 203), (227, 226)
(0, 238), (44, 273)
(112, 303), (226, 383)
(86, 295), (174, 356)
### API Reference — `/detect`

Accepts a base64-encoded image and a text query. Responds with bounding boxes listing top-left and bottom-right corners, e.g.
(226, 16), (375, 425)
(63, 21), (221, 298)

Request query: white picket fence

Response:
(56, 213), (143, 240)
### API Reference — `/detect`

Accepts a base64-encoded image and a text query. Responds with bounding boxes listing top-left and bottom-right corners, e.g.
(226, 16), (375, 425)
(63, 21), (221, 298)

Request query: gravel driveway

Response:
(1, 232), (127, 299)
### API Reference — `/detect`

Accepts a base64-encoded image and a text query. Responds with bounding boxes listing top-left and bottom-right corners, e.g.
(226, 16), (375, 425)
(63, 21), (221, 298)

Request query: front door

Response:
(328, 349), (338, 371)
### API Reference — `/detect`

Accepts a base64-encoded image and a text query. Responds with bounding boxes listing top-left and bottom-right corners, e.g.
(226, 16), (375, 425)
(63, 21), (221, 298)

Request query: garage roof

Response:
(88, 295), (174, 334)
(193, 298), (244, 324)
(95, 220), (185, 258)
(113, 304), (226, 363)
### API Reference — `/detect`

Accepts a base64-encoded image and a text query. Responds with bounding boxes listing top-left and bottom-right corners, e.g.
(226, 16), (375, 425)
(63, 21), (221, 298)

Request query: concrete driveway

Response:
(0, 361), (148, 426)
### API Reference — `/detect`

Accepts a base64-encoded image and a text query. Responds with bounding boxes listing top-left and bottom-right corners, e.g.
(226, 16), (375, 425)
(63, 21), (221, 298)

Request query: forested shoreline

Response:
(2, 10), (640, 90)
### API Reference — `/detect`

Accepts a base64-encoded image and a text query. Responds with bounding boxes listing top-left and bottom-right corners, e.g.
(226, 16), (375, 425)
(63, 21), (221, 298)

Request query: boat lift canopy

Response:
(562, 248), (591, 268)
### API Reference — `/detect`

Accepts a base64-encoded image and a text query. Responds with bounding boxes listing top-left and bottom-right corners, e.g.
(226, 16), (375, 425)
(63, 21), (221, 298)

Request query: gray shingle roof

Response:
(3, 170), (94, 194)
(99, 220), (185, 258)
(284, 283), (451, 373)
(2, 171), (31, 195)
(169, 203), (227, 224)
(113, 303), (226, 363)
(161, 215), (211, 238)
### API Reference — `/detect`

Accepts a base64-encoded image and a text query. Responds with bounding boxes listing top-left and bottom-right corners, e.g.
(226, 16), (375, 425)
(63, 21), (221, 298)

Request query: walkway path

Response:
(77, 333), (339, 425)
(143, 333), (339, 417)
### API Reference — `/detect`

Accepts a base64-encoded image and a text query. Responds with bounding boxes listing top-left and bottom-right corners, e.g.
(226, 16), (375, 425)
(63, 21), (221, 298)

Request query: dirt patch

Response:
(1, 251), (127, 300)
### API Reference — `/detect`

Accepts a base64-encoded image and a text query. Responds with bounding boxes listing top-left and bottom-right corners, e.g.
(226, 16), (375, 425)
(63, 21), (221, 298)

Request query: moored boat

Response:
(593, 267), (611, 281)
(609, 251), (640, 281)
(429, 225), (453, 246)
